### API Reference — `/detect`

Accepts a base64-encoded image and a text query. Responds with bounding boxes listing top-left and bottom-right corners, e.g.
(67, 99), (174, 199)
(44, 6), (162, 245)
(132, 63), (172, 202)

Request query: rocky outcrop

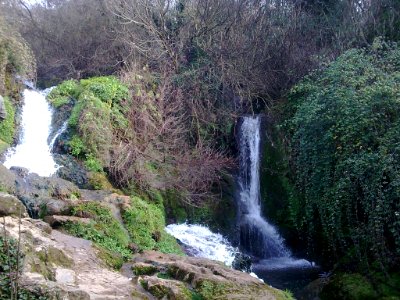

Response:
(1, 217), (146, 299)
(130, 251), (287, 300)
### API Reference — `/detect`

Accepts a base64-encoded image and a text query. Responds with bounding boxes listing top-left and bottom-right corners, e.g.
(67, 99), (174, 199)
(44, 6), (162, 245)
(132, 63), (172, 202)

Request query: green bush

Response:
(0, 97), (15, 144)
(286, 39), (400, 268)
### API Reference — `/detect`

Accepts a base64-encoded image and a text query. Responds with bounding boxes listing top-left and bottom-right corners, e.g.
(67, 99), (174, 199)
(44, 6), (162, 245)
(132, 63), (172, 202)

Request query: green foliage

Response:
(79, 76), (128, 106)
(122, 196), (183, 254)
(47, 80), (79, 107)
(63, 202), (131, 269)
(0, 97), (14, 144)
(84, 154), (103, 172)
(287, 40), (400, 268)
(68, 135), (86, 157)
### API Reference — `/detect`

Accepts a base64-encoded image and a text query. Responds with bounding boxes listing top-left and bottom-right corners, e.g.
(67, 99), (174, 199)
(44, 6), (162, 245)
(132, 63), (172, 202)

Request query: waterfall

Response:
(4, 88), (60, 177)
(238, 116), (290, 258)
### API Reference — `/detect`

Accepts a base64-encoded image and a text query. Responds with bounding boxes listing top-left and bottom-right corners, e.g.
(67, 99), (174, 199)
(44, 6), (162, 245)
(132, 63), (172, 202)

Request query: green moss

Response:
(195, 280), (229, 300)
(79, 76), (128, 105)
(68, 134), (86, 157)
(62, 202), (131, 268)
(88, 172), (113, 190)
(36, 247), (73, 268)
(321, 273), (378, 300)
(122, 196), (183, 254)
(94, 244), (124, 269)
(0, 96), (15, 144)
(132, 264), (158, 275)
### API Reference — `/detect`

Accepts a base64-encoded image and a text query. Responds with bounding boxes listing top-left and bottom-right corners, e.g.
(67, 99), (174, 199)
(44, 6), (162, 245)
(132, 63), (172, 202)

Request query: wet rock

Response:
(54, 154), (90, 189)
(10, 166), (30, 177)
(10, 171), (80, 217)
(0, 192), (28, 217)
(232, 252), (252, 272)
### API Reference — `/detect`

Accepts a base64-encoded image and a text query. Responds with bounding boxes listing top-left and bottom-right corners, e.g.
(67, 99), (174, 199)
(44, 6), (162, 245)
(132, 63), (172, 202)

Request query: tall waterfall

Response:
(238, 116), (290, 258)
(4, 88), (59, 177)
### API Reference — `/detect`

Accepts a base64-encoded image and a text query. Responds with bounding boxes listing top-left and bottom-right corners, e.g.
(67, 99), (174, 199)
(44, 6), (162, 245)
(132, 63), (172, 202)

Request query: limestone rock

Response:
(0, 191), (27, 217)
(132, 251), (282, 300)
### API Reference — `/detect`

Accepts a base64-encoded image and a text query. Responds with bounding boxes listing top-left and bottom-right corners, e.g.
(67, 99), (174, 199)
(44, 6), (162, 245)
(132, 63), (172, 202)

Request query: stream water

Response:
(3, 88), (61, 177)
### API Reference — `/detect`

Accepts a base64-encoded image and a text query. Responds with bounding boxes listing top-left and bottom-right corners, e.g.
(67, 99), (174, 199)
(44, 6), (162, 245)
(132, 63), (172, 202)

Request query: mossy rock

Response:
(88, 172), (114, 190)
(132, 263), (158, 275)
(36, 246), (74, 268)
(320, 273), (378, 300)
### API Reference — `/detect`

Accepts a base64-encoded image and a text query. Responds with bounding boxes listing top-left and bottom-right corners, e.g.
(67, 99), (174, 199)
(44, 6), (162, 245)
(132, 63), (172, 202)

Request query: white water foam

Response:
(165, 223), (239, 267)
(4, 88), (60, 177)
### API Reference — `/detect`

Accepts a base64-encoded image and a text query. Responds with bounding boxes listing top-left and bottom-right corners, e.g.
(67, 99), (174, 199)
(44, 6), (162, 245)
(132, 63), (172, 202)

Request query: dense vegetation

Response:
(0, 0), (400, 298)
(287, 40), (400, 267)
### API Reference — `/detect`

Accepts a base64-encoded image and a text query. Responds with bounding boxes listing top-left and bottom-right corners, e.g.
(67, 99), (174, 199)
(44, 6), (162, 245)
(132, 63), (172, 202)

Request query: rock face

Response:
(130, 251), (285, 300)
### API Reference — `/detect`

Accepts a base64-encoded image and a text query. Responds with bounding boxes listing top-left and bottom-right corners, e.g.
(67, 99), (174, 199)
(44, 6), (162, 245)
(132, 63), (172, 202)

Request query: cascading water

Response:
(238, 115), (290, 258)
(238, 116), (314, 269)
(165, 223), (239, 266)
(4, 88), (60, 177)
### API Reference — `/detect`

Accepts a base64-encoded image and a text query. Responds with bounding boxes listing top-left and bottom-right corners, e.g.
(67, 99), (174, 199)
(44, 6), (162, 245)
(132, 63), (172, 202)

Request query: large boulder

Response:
(0, 192), (27, 217)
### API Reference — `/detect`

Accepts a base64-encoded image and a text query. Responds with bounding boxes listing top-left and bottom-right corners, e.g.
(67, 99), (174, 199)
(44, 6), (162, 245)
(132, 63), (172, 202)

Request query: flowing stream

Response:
(4, 88), (60, 177)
